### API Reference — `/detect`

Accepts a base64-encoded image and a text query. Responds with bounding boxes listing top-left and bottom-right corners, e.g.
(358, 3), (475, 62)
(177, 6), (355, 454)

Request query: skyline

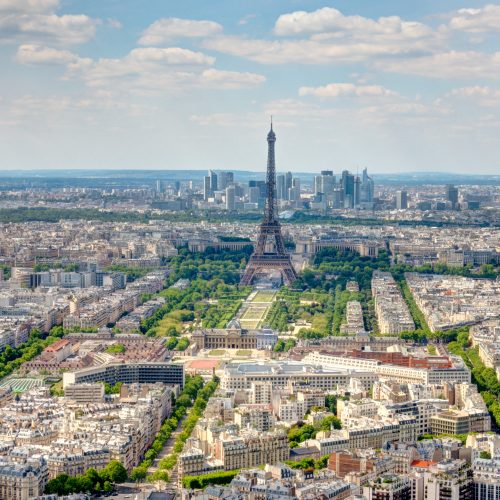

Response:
(1, 1), (500, 173)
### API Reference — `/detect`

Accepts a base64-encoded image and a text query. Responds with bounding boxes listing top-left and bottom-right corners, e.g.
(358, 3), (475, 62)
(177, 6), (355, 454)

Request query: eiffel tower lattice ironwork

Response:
(240, 122), (298, 286)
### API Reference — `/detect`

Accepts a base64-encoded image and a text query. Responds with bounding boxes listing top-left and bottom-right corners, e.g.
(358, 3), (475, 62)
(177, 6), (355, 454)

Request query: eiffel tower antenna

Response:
(240, 123), (298, 286)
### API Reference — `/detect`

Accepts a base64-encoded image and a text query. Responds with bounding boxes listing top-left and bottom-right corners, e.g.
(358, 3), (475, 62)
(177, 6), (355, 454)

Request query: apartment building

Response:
(62, 361), (184, 389)
(372, 271), (415, 334)
(233, 405), (275, 432)
(0, 457), (48, 500)
(424, 459), (473, 500)
(303, 352), (470, 386)
(473, 455), (500, 500)
(180, 429), (289, 478)
(340, 300), (366, 335)
(216, 431), (289, 471)
(363, 473), (412, 500)
(221, 361), (376, 392)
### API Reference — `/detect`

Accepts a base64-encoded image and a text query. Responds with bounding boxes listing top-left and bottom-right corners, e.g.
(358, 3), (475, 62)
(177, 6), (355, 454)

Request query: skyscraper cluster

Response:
(203, 170), (235, 202)
(276, 171), (301, 206)
(313, 167), (374, 209)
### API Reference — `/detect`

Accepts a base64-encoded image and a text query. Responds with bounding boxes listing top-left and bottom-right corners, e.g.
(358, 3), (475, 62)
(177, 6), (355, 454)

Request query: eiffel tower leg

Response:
(282, 266), (298, 286)
(240, 265), (257, 286)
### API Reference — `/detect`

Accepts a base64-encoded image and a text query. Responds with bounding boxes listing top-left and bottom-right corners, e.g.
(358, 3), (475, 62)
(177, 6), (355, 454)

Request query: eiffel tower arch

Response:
(241, 122), (298, 286)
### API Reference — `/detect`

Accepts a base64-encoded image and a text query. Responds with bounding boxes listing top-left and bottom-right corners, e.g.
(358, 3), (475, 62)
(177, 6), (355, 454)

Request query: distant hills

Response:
(0, 169), (498, 188)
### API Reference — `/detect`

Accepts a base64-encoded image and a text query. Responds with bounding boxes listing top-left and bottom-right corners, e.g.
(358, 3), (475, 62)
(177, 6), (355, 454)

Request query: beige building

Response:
(430, 409), (491, 435)
(0, 457), (47, 500)
(216, 431), (289, 471)
(64, 383), (105, 403)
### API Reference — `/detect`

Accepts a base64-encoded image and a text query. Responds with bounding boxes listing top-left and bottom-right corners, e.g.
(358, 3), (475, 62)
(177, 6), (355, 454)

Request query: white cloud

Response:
(203, 35), (435, 65)
(6, 94), (156, 126)
(0, 0), (58, 13)
(128, 47), (214, 65)
(238, 14), (256, 26)
(299, 82), (396, 98)
(449, 86), (500, 106)
(0, 13), (98, 44)
(15, 41), (265, 93)
(203, 6), (441, 65)
(138, 17), (222, 45)
(16, 43), (80, 64)
(376, 51), (500, 79)
(20, 14), (97, 43)
(200, 68), (265, 88)
(191, 93), (437, 131)
(48, 47), (266, 94)
(107, 18), (122, 29)
(0, 0), (98, 44)
(448, 4), (500, 33)
(69, 47), (215, 90)
(274, 6), (432, 40)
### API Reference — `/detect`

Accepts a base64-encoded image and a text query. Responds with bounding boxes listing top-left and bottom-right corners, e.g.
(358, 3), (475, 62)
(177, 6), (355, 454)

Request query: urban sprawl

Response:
(0, 132), (499, 500)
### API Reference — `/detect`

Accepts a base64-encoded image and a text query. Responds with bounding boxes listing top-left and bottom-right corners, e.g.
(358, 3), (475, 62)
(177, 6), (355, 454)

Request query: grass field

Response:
(241, 306), (268, 320)
(0, 377), (42, 393)
(236, 349), (252, 356)
(209, 349), (227, 356)
(252, 291), (276, 302)
(239, 320), (261, 329)
(240, 304), (269, 329)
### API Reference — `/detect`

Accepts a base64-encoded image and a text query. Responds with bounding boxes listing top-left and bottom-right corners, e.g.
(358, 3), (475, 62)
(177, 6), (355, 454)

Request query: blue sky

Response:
(1, 1), (500, 173)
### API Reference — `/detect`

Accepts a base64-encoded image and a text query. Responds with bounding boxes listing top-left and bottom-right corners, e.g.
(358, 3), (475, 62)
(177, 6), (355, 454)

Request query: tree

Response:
(288, 423), (317, 444)
(148, 470), (170, 482)
(319, 415), (342, 431)
(103, 460), (128, 483)
(130, 466), (147, 481)
(314, 455), (330, 470)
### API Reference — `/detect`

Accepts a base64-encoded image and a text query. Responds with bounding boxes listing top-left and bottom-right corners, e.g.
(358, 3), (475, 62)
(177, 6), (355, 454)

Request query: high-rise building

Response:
(209, 169), (218, 194)
(447, 184), (459, 209)
(396, 190), (408, 209)
(285, 171), (293, 200)
(361, 167), (375, 203)
(277, 174), (286, 200)
(322, 173), (335, 196)
(332, 189), (343, 209)
(354, 176), (361, 207)
(249, 180), (267, 199)
(219, 171), (234, 191)
(289, 186), (300, 205)
(225, 186), (235, 211)
(314, 175), (322, 195)
(203, 176), (211, 201)
(248, 186), (260, 204)
(342, 170), (355, 208)
(315, 171), (335, 198)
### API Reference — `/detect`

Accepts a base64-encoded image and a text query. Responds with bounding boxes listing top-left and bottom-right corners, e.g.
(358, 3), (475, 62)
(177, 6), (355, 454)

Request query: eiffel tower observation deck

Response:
(240, 122), (298, 286)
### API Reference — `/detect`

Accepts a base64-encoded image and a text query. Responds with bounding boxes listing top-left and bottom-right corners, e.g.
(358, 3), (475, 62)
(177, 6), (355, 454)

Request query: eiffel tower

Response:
(240, 121), (298, 286)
